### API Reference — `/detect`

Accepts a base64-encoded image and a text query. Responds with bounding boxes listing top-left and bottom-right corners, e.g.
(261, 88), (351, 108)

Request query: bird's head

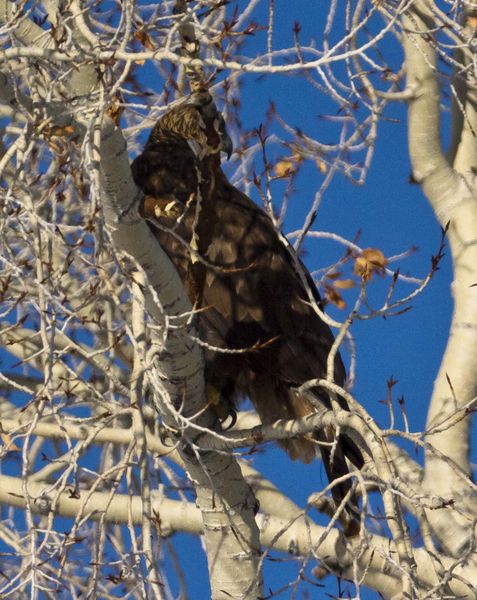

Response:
(152, 91), (233, 161)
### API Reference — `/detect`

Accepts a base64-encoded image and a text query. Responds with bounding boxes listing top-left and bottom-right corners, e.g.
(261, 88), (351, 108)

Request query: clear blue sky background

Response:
(134, 2), (461, 599)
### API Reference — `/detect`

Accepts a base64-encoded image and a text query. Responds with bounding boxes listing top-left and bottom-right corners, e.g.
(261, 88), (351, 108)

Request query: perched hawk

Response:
(131, 91), (363, 527)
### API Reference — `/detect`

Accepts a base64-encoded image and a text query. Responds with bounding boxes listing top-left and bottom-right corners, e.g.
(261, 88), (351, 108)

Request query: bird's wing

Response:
(131, 100), (363, 529)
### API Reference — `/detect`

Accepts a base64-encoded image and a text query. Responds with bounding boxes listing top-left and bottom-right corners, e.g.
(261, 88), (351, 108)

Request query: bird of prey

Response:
(131, 91), (363, 528)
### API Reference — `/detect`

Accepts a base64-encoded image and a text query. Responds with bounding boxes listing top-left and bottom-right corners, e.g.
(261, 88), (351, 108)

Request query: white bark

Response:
(403, 0), (477, 557)
(0, 468), (475, 598)
(0, 1), (262, 596)
(99, 61), (263, 600)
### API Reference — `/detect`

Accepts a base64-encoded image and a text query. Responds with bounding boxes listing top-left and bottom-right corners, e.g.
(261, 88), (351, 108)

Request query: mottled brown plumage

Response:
(131, 92), (363, 526)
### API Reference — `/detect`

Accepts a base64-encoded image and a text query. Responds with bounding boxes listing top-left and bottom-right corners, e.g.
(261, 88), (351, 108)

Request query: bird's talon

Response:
(164, 200), (183, 218)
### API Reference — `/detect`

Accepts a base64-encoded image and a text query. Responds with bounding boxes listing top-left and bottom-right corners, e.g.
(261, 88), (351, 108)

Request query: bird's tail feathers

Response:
(248, 382), (363, 532)
(285, 389), (363, 533)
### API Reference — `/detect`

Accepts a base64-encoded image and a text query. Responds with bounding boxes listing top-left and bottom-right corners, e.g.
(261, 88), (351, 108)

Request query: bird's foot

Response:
(141, 195), (184, 221)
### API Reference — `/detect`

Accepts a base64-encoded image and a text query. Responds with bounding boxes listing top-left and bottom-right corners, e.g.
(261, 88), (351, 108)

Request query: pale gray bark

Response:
(403, 0), (477, 557)
(0, 466), (475, 599)
(0, 1), (262, 597)
(97, 50), (263, 600)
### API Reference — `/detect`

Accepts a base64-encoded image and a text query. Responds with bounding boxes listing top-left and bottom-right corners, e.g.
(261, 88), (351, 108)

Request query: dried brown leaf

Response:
(316, 158), (327, 173)
(1, 433), (20, 451)
(324, 285), (346, 309)
(134, 28), (155, 50)
(468, 15), (477, 29)
(333, 278), (356, 290)
(354, 248), (388, 281)
(274, 160), (296, 178)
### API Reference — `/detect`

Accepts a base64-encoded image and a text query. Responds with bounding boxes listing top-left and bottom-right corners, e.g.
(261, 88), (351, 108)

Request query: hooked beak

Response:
(216, 114), (233, 160)
(221, 131), (233, 160)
